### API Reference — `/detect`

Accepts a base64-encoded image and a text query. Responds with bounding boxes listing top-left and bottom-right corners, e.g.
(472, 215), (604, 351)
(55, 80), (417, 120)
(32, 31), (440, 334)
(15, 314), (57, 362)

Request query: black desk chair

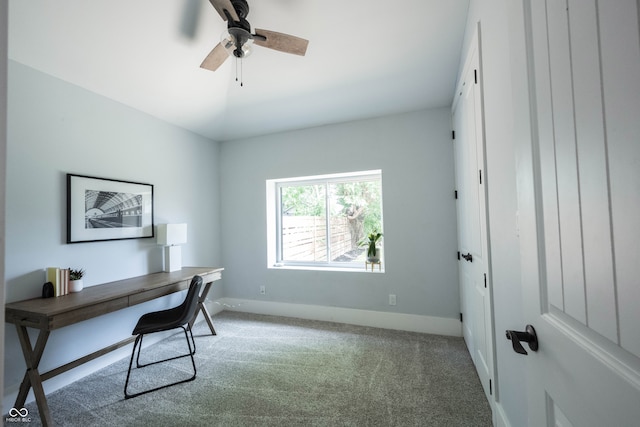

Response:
(124, 275), (203, 399)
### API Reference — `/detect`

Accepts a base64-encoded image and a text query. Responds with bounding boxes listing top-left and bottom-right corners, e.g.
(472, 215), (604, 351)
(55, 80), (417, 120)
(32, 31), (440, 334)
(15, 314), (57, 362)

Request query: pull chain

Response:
(234, 57), (244, 87)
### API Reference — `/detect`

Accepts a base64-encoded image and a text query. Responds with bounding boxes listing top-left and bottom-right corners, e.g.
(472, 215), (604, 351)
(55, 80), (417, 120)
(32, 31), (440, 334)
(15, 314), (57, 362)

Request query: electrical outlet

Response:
(260, 285), (266, 295)
(389, 294), (396, 306)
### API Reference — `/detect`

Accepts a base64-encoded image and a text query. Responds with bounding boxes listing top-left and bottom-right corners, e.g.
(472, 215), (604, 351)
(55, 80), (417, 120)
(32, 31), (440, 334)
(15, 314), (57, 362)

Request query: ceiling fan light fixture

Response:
(220, 31), (250, 58)
(220, 30), (233, 49)
(226, 27), (253, 58)
(239, 40), (253, 58)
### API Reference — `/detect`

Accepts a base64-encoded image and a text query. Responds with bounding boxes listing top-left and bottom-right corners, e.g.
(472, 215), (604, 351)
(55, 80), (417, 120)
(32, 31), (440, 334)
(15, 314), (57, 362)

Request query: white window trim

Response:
(266, 170), (384, 272)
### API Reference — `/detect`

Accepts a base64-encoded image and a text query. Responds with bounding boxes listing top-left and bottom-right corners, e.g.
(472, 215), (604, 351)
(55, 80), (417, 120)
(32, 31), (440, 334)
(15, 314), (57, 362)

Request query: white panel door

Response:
(453, 26), (494, 405)
(454, 72), (474, 356)
(514, 1), (640, 425)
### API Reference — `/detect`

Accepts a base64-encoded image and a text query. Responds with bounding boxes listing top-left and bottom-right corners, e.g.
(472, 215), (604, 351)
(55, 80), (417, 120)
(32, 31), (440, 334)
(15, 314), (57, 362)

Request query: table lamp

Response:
(157, 223), (187, 272)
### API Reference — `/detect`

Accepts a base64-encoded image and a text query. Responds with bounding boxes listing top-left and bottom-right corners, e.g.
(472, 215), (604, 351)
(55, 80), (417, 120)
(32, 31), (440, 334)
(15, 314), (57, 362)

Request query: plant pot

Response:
(366, 247), (382, 263)
(70, 279), (84, 293)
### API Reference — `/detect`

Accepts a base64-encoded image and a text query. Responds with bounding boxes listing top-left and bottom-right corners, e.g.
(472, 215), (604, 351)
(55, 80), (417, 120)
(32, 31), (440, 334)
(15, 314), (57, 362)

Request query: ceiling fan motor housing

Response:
(226, 0), (252, 57)
(230, 0), (249, 20)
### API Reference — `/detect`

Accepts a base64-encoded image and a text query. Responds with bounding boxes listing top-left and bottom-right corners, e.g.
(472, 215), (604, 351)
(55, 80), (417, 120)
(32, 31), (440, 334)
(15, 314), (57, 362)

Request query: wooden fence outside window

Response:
(282, 216), (353, 261)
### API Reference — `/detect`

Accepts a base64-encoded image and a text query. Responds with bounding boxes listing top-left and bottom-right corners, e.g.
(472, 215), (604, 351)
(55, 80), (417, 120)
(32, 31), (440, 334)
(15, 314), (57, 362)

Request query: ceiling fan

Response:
(200, 0), (309, 73)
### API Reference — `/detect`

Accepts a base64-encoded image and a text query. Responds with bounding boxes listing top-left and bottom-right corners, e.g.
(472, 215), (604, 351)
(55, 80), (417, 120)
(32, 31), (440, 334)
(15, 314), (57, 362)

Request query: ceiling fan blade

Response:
(253, 29), (309, 56)
(209, 0), (239, 22)
(200, 42), (230, 72)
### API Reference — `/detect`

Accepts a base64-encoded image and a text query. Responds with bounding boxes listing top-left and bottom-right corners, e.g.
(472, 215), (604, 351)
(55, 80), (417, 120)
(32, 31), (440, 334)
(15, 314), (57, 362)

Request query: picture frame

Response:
(67, 174), (154, 243)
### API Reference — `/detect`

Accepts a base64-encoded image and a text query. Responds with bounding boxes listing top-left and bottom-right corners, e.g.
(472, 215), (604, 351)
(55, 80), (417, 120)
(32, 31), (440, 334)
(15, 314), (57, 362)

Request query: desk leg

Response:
(15, 325), (53, 427)
(190, 281), (216, 335)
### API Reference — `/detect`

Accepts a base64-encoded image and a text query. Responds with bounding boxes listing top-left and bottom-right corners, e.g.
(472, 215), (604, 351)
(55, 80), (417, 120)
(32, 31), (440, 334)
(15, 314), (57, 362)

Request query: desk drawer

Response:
(50, 297), (129, 330)
(5, 309), (49, 329)
(128, 281), (188, 306)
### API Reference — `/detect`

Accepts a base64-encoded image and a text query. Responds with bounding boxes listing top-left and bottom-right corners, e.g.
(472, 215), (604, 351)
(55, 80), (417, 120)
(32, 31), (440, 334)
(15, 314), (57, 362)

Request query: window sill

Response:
(268, 264), (385, 273)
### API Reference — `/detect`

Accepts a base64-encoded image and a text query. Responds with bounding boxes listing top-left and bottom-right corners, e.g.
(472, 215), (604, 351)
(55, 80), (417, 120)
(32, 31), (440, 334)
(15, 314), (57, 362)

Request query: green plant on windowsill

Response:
(69, 268), (85, 281)
(359, 232), (383, 263)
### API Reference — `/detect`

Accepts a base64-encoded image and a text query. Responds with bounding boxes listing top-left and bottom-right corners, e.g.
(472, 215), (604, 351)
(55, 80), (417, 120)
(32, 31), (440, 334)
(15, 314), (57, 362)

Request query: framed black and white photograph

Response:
(67, 174), (154, 243)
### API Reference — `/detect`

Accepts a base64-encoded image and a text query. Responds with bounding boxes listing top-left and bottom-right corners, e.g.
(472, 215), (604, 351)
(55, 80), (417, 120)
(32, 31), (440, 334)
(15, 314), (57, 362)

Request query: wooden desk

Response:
(5, 266), (223, 426)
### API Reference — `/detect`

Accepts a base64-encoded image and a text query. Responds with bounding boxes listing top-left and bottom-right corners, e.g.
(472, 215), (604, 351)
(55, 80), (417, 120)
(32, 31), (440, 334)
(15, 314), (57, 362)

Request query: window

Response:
(267, 170), (384, 270)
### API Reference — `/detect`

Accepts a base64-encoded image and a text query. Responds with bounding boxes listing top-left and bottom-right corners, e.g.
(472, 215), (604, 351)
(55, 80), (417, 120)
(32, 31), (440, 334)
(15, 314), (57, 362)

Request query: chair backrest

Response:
(175, 275), (203, 326)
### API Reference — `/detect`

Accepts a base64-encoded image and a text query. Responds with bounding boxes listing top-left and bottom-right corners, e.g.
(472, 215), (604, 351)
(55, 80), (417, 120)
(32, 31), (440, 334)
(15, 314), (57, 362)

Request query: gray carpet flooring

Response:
(12, 311), (492, 426)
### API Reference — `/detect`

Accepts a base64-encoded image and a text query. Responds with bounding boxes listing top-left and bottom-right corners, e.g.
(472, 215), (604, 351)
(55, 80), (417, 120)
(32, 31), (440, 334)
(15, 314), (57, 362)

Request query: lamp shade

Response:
(157, 223), (187, 246)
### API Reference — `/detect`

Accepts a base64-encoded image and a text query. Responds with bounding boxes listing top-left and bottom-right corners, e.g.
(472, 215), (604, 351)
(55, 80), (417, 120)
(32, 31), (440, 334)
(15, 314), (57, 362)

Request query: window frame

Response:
(267, 170), (384, 271)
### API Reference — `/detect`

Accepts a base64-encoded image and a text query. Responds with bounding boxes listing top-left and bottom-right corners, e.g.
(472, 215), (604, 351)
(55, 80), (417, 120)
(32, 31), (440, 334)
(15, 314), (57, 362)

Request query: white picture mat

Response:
(68, 174), (153, 243)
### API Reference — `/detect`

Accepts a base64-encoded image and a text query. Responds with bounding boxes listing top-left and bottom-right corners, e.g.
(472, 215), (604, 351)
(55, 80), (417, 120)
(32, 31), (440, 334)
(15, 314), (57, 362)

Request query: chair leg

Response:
(124, 335), (143, 399)
(135, 334), (145, 368)
(184, 326), (197, 378)
(187, 324), (196, 356)
(124, 327), (197, 399)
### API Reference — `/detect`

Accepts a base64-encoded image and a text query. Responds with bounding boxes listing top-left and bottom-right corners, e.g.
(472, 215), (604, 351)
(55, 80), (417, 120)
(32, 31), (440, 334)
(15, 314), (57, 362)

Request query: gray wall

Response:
(3, 61), (222, 409)
(219, 109), (460, 319)
(459, 0), (527, 426)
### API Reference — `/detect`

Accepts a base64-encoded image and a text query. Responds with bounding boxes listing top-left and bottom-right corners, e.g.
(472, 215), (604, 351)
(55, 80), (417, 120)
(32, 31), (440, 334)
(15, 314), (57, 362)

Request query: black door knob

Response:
(461, 253), (473, 262)
(505, 325), (538, 355)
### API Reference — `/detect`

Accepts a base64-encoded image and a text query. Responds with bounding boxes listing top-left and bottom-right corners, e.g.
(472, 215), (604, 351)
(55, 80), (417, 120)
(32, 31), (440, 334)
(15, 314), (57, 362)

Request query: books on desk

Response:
(46, 267), (70, 297)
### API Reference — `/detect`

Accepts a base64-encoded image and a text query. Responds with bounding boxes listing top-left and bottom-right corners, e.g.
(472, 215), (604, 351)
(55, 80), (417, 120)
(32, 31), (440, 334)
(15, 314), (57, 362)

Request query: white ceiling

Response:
(8, 0), (470, 142)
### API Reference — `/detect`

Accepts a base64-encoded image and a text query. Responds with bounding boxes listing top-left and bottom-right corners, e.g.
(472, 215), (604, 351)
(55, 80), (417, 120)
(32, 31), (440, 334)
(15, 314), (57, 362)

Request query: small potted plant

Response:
(360, 231), (383, 263)
(69, 268), (85, 293)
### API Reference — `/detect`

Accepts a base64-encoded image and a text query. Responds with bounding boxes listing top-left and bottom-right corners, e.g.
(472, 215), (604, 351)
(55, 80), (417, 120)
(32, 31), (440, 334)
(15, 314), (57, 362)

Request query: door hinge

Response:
(452, 130), (456, 140)
(489, 379), (492, 395)
(454, 190), (458, 199)
(479, 169), (483, 184)
(484, 273), (487, 288)
(474, 69), (478, 84)
(460, 312), (463, 322)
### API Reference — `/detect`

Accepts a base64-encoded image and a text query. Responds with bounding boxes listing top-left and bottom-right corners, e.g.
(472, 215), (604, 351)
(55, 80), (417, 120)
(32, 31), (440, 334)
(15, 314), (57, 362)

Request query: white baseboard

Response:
(209, 298), (462, 337)
(495, 401), (512, 427)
